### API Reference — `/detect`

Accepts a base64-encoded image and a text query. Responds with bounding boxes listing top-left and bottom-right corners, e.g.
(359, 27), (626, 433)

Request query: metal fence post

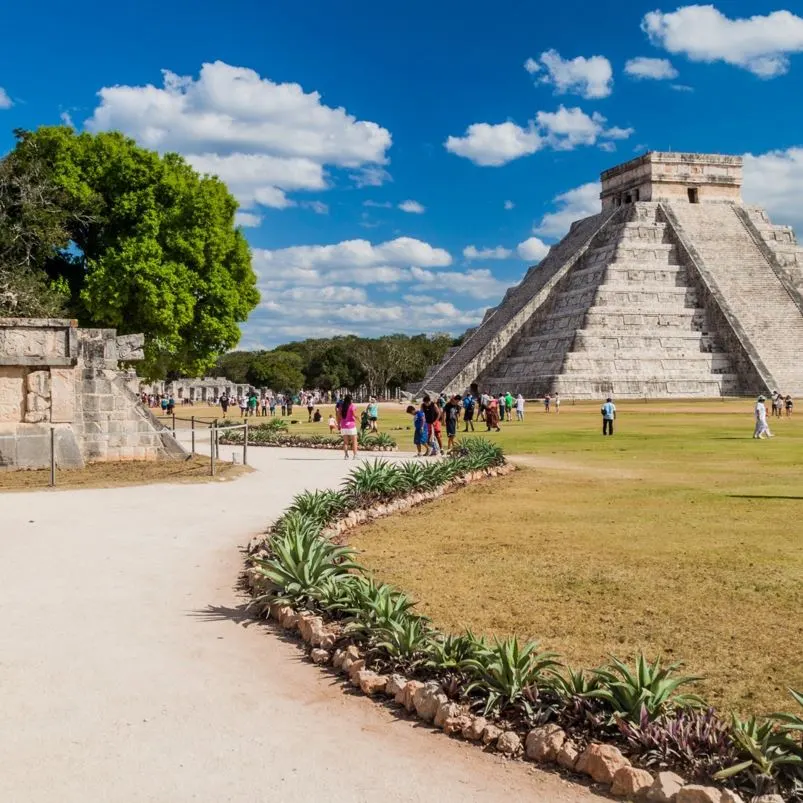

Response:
(191, 416), (195, 454)
(210, 424), (216, 476)
(172, 411), (176, 435)
(49, 427), (56, 487)
(214, 419), (220, 459)
(243, 420), (248, 466)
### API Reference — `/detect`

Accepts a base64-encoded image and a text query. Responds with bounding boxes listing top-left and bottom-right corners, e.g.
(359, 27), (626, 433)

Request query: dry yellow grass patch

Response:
(0, 454), (249, 492)
(351, 461), (803, 715)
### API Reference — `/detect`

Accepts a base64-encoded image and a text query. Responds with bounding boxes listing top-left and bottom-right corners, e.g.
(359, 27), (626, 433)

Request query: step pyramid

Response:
(419, 152), (803, 399)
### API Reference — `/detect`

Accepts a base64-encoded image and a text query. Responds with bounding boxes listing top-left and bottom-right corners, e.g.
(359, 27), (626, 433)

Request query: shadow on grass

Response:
(727, 494), (803, 500)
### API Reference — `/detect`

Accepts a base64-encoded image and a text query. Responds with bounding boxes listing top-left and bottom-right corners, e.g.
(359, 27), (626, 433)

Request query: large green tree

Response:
(4, 126), (258, 378)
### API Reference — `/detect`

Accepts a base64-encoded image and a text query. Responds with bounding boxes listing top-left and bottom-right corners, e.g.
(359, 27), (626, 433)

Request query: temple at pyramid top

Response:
(600, 151), (743, 208)
(415, 151), (803, 399)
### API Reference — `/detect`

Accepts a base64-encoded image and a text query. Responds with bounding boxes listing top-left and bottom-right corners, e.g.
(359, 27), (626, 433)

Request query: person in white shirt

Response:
(515, 393), (525, 421)
(753, 395), (773, 439)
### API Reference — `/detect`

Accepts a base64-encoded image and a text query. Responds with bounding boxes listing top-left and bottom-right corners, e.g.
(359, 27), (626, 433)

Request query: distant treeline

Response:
(213, 333), (458, 393)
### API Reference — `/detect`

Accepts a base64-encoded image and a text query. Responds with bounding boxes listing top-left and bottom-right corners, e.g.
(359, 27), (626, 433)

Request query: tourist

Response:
(601, 397), (616, 436)
(167, 396), (175, 414)
(516, 393), (525, 421)
(313, 408), (322, 423)
(504, 391), (513, 422)
(367, 397), (379, 432)
(328, 412), (337, 433)
(337, 394), (358, 459)
(160, 396), (168, 415)
(406, 404), (429, 457)
(260, 396), (268, 417)
(544, 394), (551, 413)
(772, 391), (783, 418)
(785, 395), (794, 417)
(485, 396), (501, 432)
(239, 395), (248, 418)
(307, 395), (314, 422)
(444, 394), (461, 451)
(286, 397), (294, 418)
(462, 392), (475, 432)
(268, 396), (276, 417)
(220, 394), (229, 417)
(554, 392), (561, 414)
(422, 395), (441, 455)
(360, 407), (370, 433)
(753, 395), (773, 439)
(248, 391), (258, 417)
(479, 392), (489, 423)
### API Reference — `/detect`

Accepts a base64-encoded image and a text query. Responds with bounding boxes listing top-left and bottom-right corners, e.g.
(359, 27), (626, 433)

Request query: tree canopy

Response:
(214, 333), (456, 393)
(0, 126), (259, 378)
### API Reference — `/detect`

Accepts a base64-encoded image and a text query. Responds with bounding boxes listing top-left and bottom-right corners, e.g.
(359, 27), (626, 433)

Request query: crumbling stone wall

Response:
(0, 319), (185, 470)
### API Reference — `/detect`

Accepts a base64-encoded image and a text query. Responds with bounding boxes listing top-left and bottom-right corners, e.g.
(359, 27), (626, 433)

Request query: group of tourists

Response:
(332, 396), (381, 458)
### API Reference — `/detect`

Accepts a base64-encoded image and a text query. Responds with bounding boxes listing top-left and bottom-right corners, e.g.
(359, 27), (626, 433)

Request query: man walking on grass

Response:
(601, 397), (616, 436)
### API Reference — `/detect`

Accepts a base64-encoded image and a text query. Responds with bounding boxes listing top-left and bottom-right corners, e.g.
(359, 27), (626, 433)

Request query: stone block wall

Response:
(0, 319), (185, 470)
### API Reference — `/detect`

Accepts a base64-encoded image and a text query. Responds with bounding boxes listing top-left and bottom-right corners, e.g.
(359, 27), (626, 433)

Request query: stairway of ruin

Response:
(418, 208), (620, 396)
(476, 204), (739, 397)
(664, 202), (803, 395)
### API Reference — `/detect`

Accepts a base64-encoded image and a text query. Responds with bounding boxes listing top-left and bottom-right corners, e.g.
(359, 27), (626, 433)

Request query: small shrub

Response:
(343, 459), (403, 502)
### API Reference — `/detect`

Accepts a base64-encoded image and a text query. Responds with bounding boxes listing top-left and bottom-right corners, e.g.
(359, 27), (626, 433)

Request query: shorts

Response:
(446, 421), (456, 437)
(414, 431), (428, 446)
(464, 411), (474, 421)
(340, 426), (358, 436)
(433, 420), (442, 434)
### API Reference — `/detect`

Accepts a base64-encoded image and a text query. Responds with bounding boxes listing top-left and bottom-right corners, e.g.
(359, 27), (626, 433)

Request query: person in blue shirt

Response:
(406, 404), (429, 456)
(601, 397), (616, 436)
(462, 393), (475, 432)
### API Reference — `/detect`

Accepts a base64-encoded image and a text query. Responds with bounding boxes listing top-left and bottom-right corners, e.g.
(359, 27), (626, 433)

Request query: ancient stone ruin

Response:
(0, 318), (185, 469)
(419, 152), (803, 398)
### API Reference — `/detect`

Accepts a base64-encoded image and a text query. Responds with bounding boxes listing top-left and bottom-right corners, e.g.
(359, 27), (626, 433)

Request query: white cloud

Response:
(743, 147), (803, 230)
(534, 182), (602, 239)
(642, 5), (803, 78)
(463, 245), (512, 260)
(0, 87), (12, 109)
(301, 200), (329, 214)
(504, 200), (515, 210)
(445, 121), (542, 167)
(85, 60), (392, 217)
(525, 50), (614, 99)
(516, 236), (551, 262)
(60, 110), (74, 127)
(537, 106), (633, 150)
(363, 200), (393, 208)
(671, 84), (695, 92)
(445, 106), (632, 166)
(235, 211), (262, 228)
(624, 57), (679, 80)
(351, 166), (392, 187)
(398, 199), (425, 214)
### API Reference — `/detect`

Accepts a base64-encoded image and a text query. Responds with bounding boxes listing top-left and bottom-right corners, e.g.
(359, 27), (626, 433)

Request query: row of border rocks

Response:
(261, 605), (770, 803)
(222, 437), (398, 452)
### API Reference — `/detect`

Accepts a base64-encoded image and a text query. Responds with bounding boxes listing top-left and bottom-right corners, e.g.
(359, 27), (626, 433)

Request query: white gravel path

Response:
(0, 443), (603, 802)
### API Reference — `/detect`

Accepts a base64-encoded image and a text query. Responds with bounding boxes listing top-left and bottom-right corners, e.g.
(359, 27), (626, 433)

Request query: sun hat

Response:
(757, 395), (766, 402)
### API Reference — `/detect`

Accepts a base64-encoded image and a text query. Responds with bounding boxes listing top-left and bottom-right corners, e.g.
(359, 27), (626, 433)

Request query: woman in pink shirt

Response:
(337, 394), (358, 459)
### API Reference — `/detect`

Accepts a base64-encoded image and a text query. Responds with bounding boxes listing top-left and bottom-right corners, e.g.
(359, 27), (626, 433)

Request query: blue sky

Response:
(2, 0), (803, 347)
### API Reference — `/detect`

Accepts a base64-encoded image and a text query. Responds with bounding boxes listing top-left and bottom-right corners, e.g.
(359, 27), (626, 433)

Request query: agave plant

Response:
(341, 577), (419, 636)
(396, 461), (429, 493)
(286, 489), (352, 527)
(714, 713), (803, 794)
(588, 654), (705, 724)
(343, 459), (403, 502)
(373, 614), (436, 670)
(253, 517), (362, 606)
(372, 432), (397, 448)
(463, 636), (560, 717)
(427, 630), (489, 672)
(452, 438), (505, 469)
(773, 689), (803, 736)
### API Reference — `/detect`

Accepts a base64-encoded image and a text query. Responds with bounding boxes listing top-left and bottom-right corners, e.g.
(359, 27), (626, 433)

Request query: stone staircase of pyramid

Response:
(477, 204), (741, 397)
(663, 202), (803, 395)
(415, 207), (621, 397)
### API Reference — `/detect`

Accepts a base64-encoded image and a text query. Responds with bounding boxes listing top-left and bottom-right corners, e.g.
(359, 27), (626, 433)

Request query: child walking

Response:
(406, 404), (429, 456)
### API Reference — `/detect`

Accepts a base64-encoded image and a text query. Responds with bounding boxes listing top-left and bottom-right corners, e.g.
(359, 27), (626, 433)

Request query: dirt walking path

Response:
(0, 445), (603, 802)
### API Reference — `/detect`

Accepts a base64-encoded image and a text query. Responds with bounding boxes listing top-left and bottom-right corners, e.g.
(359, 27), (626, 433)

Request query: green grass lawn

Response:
(344, 398), (803, 715)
